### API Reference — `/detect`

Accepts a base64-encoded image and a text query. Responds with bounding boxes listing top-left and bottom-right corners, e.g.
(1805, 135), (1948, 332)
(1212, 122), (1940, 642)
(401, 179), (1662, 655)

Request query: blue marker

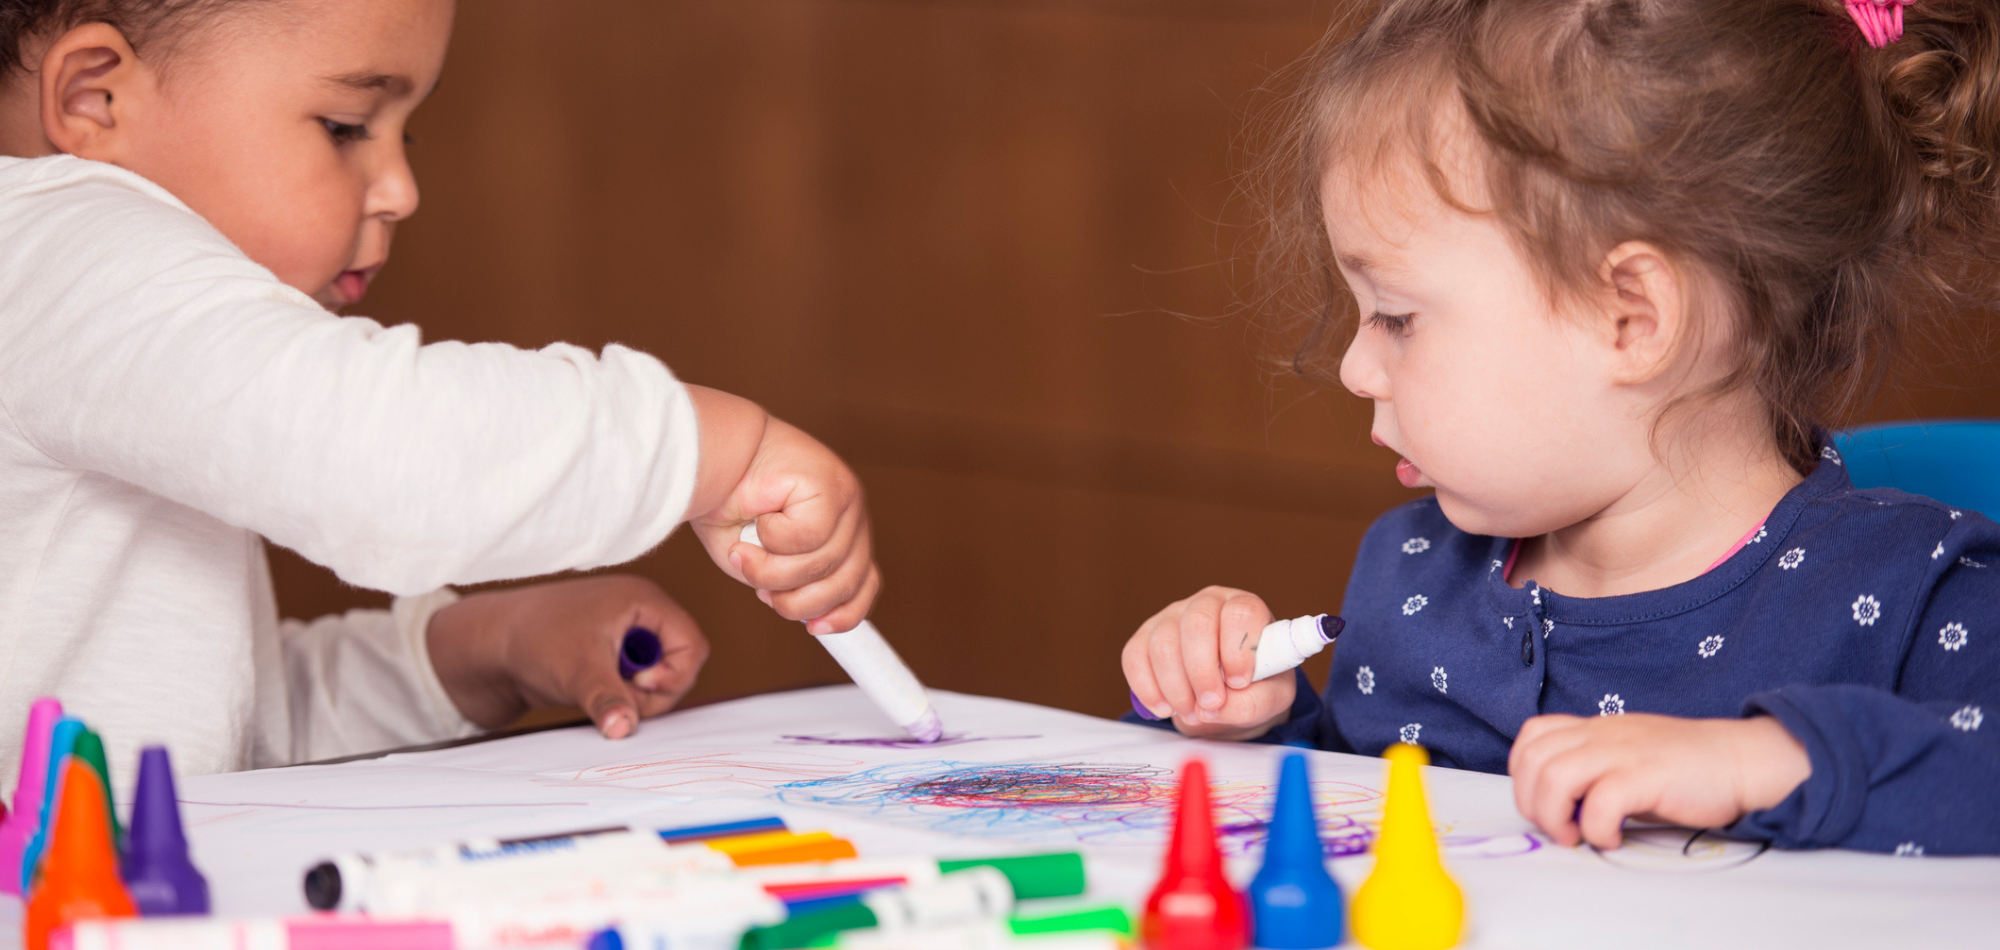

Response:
(1132, 614), (1342, 721)
(20, 716), (84, 890)
(1250, 753), (1343, 949)
(618, 627), (664, 680)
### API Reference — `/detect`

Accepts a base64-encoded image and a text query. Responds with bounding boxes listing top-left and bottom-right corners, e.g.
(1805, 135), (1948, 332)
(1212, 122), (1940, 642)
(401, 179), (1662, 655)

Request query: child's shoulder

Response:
(0, 154), (200, 236)
(1795, 478), (1996, 547)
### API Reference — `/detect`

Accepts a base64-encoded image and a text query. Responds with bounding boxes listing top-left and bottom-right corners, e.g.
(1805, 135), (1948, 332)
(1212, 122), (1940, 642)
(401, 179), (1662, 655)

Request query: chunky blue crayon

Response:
(1250, 753), (1344, 949)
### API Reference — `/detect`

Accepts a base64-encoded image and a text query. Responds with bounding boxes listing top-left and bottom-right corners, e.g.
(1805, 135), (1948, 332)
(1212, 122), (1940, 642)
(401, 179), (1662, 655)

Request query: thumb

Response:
(578, 675), (642, 739)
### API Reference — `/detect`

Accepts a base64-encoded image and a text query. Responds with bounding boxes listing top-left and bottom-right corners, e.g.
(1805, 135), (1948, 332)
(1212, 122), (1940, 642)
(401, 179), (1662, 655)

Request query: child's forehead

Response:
(180, 0), (451, 79)
(1315, 99), (1493, 272)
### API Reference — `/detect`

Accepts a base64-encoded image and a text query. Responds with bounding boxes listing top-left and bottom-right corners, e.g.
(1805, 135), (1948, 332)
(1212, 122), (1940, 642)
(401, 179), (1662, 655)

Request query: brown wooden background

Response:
(268, 0), (2000, 726)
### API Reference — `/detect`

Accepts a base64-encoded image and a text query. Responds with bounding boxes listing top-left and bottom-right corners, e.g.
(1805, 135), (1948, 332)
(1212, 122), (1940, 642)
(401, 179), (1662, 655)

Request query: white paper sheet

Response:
(10, 687), (1995, 949)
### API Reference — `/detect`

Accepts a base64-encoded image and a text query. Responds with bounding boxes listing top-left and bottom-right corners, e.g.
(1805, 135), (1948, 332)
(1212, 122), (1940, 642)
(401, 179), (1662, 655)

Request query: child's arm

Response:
(1511, 513), (2000, 855)
(1122, 586), (1298, 740)
(0, 163), (875, 610)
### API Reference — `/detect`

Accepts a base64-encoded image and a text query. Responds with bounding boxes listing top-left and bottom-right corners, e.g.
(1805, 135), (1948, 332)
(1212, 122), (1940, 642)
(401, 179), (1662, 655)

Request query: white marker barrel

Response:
(1251, 614), (1343, 682)
(862, 867), (1015, 930)
(741, 523), (943, 742)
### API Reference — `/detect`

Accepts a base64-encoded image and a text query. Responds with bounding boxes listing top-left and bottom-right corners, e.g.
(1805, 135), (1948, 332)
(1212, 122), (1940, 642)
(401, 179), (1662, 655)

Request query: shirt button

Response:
(1520, 627), (1534, 666)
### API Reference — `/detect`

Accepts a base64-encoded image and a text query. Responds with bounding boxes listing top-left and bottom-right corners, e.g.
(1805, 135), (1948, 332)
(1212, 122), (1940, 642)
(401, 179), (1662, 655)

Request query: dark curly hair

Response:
(1257, 0), (2000, 473)
(0, 0), (259, 76)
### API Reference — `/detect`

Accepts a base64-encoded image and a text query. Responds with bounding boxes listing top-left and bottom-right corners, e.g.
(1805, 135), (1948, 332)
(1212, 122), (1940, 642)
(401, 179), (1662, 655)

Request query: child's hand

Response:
(427, 575), (709, 739)
(683, 387), (879, 634)
(1122, 586), (1295, 741)
(1508, 713), (1811, 849)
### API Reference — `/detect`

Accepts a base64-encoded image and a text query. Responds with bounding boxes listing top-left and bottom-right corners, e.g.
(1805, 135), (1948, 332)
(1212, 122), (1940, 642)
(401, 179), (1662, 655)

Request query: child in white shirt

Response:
(0, 0), (881, 781)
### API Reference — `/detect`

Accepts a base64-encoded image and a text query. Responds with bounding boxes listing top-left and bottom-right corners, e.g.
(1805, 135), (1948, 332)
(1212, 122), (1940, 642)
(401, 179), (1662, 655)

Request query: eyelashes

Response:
(1365, 311), (1414, 334)
(321, 119), (371, 144)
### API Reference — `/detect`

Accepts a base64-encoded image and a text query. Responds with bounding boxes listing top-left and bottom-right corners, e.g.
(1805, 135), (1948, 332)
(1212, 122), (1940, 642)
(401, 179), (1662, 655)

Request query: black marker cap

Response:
(303, 861), (342, 910)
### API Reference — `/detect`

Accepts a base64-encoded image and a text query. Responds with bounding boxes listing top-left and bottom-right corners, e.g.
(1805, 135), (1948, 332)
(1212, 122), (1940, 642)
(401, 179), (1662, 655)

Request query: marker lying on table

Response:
(739, 522), (942, 742)
(741, 867), (1014, 949)
(772, 908), (1136, 950)
(54, 916), (456, 950)
(316, 831), (849, 914)
(57, 889), (787, 950)
(309, 832), (1082, 916)
(1131, 614), (1343, 721)
(305, 816), (788, 910)
(806, 911), (1132, 950)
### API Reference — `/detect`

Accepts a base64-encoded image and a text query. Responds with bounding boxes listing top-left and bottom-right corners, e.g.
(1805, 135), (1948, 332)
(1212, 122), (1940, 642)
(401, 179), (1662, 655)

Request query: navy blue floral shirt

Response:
(1256, 446), (2000, 855)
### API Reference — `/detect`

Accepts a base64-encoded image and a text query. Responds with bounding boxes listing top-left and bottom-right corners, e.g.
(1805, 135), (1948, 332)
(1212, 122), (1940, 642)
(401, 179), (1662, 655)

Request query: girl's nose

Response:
(1340, 325), (1389, 401)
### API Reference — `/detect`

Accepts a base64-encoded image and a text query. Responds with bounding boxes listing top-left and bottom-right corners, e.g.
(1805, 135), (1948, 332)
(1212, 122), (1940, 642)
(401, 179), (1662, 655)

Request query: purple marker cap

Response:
(0, 697), (62, 895)
(1130, 691), (1167, 721)
(122, 746), (209, 915)
(618, 627), (664, 680)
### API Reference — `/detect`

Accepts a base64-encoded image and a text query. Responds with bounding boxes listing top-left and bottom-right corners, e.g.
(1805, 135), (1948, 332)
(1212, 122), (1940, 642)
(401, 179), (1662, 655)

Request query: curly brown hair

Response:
(1257, 0), (2000, 473)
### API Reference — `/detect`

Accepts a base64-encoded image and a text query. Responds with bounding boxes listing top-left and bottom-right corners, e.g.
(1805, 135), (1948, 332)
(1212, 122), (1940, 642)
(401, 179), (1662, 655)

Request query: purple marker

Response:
(618, 627), (664, 681)
(1131, 614), (1342, 721)
(0, 697), (61, 895)
(122, 746), (209, 915)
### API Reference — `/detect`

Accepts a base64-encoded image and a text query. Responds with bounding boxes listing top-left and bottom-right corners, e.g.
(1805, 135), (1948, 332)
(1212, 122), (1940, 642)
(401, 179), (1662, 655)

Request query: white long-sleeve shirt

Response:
(0, 156), (701, 787)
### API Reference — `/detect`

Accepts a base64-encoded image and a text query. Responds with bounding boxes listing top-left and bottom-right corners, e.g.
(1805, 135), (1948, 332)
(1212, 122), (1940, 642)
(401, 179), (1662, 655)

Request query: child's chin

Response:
(1433, 493), (1532, 540)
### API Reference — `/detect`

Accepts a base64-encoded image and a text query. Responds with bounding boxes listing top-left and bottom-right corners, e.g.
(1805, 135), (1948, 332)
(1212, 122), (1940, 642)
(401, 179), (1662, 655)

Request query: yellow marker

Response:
(707, 831), (830, 856)
(1351, 744), (1464, 950)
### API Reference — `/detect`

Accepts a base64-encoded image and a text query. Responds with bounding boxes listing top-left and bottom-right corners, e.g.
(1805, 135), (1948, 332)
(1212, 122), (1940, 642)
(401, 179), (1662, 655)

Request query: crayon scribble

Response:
(778, 733), (1041, 749)
(773, 760), (1447, 858)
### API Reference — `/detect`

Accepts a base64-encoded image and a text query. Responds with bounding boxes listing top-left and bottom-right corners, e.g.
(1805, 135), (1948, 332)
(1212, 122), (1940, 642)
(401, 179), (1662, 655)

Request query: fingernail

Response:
(805, 620), (826, 635)
(757, 590), (772, 606)
(603, 711), (632, 738)
(1199, 691), (1222, 709)
(730, 552), (743, 572)
(1227, 676), (1248, 689)
(1150, 703), (1173, 719)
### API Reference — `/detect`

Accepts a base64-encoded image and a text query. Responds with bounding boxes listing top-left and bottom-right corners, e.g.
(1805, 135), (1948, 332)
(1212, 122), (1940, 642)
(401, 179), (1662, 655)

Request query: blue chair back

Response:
(1833, 420), (2000, 519)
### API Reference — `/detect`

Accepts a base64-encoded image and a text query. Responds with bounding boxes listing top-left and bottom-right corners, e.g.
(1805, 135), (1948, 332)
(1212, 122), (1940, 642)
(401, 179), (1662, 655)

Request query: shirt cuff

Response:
(392, 587), (482, 742)
(1729, 688), (1860, 848)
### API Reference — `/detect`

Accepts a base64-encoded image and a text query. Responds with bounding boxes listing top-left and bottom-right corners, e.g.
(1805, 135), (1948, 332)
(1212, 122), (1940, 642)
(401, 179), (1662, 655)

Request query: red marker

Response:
(1142, 758), (1248, 950)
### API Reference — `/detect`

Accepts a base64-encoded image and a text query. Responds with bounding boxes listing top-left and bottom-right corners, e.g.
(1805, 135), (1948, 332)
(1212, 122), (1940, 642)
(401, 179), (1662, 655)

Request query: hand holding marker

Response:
(740, 522), (942, 742)
(1130, 613), (1341, 721)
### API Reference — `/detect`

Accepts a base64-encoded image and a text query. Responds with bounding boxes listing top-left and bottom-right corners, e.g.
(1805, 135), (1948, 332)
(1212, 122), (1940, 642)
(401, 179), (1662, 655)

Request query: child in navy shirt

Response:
(1123, 0), (2000, 855)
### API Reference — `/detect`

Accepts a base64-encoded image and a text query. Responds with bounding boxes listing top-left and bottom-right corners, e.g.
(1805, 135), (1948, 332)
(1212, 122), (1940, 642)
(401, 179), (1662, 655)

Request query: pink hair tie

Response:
(1846, 0), (1915, 48)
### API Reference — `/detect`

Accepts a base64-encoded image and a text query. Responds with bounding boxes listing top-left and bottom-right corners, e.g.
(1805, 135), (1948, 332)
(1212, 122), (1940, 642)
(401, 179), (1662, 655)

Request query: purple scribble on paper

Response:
(779, 733), (1041, 749)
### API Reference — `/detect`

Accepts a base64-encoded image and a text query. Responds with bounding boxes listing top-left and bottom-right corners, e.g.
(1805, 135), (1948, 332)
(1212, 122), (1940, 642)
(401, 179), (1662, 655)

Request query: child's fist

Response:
(691, 417), (880, 635)
(1123, 586), (1295, 741)
(426, 575), (709, 739)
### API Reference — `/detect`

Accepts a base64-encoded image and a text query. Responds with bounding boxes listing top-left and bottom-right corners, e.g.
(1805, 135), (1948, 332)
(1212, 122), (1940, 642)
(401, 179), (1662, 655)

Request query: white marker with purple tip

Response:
(1131, 613), (1342, 721)
(740, 523), (943, 743)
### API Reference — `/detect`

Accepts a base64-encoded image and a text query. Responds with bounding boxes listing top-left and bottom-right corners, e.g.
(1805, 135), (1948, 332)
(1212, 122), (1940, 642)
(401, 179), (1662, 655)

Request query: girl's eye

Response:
(321, 119), (371, 144)
(1365, 311), (1414, 334)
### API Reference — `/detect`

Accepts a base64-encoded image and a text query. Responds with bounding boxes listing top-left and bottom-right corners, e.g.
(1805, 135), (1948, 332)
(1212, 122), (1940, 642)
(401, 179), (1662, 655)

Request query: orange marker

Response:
(25, 761), (135, 950)
(706, 831), (830, 857)
(730, 839), (859, 866)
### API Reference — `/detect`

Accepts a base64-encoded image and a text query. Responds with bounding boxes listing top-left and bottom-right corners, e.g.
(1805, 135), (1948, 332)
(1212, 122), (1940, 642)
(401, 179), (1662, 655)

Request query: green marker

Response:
(747, 867), (1014, 950)
(937, 853), (1083, 900)
(71, 729), (120, 843)
(798, 906), (1134, 948)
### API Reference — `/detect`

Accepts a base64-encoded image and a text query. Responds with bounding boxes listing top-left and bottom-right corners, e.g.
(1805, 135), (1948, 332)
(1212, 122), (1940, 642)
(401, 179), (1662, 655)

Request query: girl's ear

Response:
(38, 22), (150, 160)
(1596, 241), (1686, 386)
